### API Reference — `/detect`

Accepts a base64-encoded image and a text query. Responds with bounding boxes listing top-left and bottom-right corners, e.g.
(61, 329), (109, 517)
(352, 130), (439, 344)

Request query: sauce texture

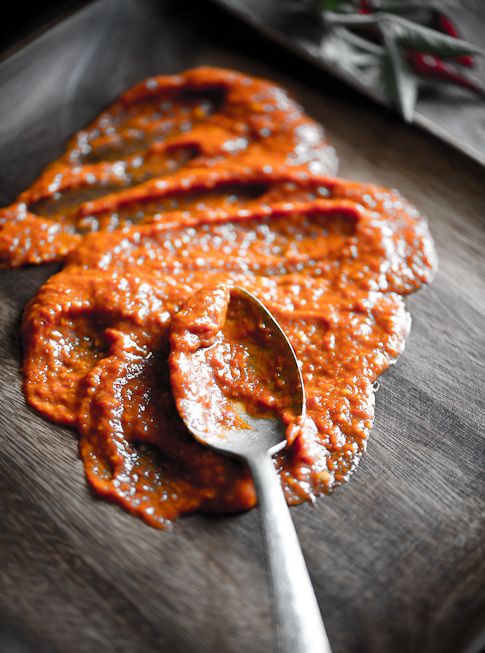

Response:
(169, 285), (304, 445)
(22, 166), (437, 527)
(6, 66), (437, 527)
(0, 67), (337, 267)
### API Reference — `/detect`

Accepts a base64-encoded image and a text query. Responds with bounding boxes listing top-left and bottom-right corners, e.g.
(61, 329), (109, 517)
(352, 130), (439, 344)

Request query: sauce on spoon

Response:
(169, 284), (304, 448)
(169, 284), (332, 653)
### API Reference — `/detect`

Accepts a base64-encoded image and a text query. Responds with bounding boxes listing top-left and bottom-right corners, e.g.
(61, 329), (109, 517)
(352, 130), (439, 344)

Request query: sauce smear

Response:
(0, 68), (337, 267)
(22, 170), (437, 527)
(8, 67), (437, 528)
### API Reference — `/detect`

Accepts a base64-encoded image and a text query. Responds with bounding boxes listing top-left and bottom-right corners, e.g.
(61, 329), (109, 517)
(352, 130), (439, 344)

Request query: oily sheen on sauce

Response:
(0, 67), (337, 267)
(9, 68), (436, 528)
(169, 284), (306, 446)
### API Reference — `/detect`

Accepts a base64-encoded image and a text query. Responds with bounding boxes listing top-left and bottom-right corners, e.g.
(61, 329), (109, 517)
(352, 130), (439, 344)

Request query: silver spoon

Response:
(169, 285), (332, 653)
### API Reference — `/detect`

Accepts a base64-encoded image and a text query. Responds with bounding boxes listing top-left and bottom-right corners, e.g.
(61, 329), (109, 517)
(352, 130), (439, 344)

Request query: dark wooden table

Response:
(0, 1), (484, 652)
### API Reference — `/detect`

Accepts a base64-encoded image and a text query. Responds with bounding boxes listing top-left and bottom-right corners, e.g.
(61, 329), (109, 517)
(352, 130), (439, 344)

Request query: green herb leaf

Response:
(371, 0), (431, 14)
(338, 26), (384, 55)
(321, 0), (350, 11)
(321, 4), (483, 124)
(387, 15), (484, 58)
(381, 23), (418, 121)
(323, 11), (378, 28)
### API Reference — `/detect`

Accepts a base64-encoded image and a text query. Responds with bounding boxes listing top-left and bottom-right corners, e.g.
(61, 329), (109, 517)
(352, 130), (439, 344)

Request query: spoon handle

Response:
(247, 452), (332, 653)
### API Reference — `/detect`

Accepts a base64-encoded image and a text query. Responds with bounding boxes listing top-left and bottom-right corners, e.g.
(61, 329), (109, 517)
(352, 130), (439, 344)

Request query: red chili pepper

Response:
(347, 3), (478, 78)
(408, 52), (485, 98)
(358, 0), (372, 14)
(433, 11), (474, 68)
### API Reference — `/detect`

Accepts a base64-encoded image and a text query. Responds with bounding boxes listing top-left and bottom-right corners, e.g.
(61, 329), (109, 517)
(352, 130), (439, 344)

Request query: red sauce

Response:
(169, 285), (304, 445)
(0, 67), (337, 267)
(21, 163), (437, 527)
(2, 67), (437, 527)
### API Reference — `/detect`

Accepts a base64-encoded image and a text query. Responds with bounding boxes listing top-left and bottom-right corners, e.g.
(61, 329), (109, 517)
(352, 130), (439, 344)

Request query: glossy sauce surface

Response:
(0, 67), (337, 267)
(22, 166), (437, 527)
(169, 285), (304, 444)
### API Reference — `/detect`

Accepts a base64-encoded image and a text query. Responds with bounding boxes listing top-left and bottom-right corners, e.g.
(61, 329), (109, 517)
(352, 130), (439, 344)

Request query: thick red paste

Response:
(1, 66), (437, 527)
(0, 67), (337, 267)
(21, 164), (437, 527)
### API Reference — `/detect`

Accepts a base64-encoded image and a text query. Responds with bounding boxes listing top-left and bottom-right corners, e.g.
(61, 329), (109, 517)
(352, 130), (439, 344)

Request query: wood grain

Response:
(0, 1), (484, 652)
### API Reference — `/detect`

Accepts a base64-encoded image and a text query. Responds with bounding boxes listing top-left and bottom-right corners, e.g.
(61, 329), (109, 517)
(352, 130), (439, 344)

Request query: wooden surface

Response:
(215, 0), (485, 168)
(0, 1), (484, 652)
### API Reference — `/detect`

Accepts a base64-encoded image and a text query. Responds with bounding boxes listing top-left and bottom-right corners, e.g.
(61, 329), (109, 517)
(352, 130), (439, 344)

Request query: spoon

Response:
(169, 285), (332, 653)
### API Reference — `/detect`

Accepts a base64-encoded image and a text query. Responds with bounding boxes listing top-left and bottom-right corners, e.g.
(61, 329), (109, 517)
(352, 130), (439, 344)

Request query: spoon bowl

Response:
(169, 283), (332, 653)
(179, 285), (305, 460)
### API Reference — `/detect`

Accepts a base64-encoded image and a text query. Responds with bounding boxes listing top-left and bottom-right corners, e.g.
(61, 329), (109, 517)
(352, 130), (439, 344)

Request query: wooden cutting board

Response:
(0, 1), (483, 652)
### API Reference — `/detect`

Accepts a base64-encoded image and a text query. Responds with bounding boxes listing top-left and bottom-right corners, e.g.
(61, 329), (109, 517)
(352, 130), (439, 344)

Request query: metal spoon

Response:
(170, 285), (332, 653)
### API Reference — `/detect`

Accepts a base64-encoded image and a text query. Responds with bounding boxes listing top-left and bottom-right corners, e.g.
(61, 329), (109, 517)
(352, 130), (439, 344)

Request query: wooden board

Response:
(213, 0), (485, 168)
(0, 1), (484, 652)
